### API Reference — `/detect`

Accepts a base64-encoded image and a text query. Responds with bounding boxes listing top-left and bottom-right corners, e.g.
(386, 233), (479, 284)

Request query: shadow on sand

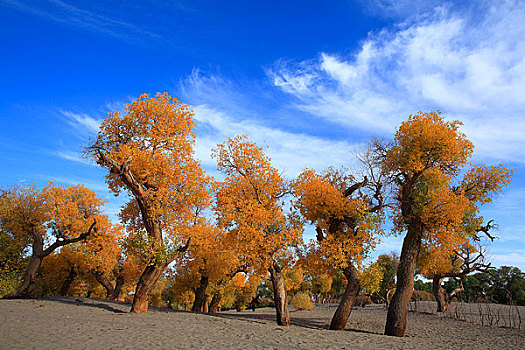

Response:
(43, 297), (128, 314)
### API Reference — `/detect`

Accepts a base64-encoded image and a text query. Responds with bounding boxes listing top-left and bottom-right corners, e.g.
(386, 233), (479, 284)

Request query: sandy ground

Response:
(409, 301), (525, 329)
(0, 298), (523, 349)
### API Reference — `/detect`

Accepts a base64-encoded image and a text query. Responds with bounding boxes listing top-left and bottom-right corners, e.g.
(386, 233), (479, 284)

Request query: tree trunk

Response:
(3, 232), (46, 299)
(203, 294), (209, 313)
(209, 293), (222, 313)
(92, 270), (115, 299)
(112, 269), (125, 300)
(192, 274), (209, 312)
(385, 226), (422, 337)
(269, 260), (290, 326)
(3, 222), (96, 299)
(130, 262), (167, 313)
(432, 275), (447, 313)
(59, 265), (78, 296)
(330, 264), (360, 330)
(3, 253), (43, 299)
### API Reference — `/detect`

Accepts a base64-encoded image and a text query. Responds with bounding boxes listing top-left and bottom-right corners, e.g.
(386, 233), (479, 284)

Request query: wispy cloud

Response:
(0, 0), (162, 43)
(39, 174), (108, 193)
(192, 105), (361, 178)
(54, 150), (95, 167)
(269, 0), (525, 162)
(60, 110), (100, 135)
(359, 0), (446, 20)
(178, 71), (362, 178)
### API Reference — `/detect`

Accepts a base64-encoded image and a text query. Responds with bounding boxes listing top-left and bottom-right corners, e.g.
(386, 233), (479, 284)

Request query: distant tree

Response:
(1, 183), (102, 298)
(413, 279), (432, 293)
(292, 163), (385, 330)
(380, 111), (512, 336)
(87, 92), (211, 313)
(418, 242), (492, 312)
(489, 266), (525, 305)
(213, 135), (302, 326)
(375, 253), (399, 304)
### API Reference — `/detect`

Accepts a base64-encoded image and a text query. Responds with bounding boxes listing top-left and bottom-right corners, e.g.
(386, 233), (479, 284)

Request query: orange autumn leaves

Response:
(386, 111), (512, 276)
(1, 183), (105, 245)
(292, 168), (382, 269)
(91, 92), (211, 244)
(213, 135), (301, 272)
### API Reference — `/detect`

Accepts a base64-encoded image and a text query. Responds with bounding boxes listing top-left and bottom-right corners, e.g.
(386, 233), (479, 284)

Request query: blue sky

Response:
(1, 0), (524, 270)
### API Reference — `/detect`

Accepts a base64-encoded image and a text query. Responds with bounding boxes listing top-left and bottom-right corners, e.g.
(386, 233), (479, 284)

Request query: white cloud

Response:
(269, 0), (525, 162)
(55, 150), (95, 167)
(0, 0), (161, 43)
(177, 70), (364, 179)
(490, 251), (525, 270)
(359, 0), (445, 19)
(192, 105), (361, 178)
(60, 110), (101, 135)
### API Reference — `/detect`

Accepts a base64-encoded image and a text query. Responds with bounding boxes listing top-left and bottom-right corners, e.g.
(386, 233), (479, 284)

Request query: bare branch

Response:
(42, 219), (97, 257)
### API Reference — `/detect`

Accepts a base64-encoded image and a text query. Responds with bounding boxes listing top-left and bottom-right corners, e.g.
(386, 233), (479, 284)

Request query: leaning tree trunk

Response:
(112, 269), (125, 300)
(192, 274), (209, 312)
(92, 270), (115, 299)
(268, 260), (290, 327)
(59, 265), (78, 296)
(432, 275), (447, 313)
(330, 264), (361, 330)
(3, 253), (43, 299)
(385, 226), (423, 337)
(209, 293), (222, 313)
(3, 233), (45, 299)
(3, 221), (96, 299)
(130, 262), (168, 313)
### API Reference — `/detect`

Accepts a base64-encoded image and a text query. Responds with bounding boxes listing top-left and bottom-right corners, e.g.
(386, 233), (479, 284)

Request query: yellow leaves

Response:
(0, 183), (106, 244)
(360, 262), (384, 295)
(42, 182), (105, 240)
(213, 135), (301, 268)
(292, 167), (382, 269)
(386, 111), (474, 176)
(461, 164), (513, 204)
(89, 92), (211, 249)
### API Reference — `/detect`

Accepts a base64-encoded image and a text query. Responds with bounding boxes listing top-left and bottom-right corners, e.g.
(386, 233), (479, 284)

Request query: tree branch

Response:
(41, 219), (97, 257)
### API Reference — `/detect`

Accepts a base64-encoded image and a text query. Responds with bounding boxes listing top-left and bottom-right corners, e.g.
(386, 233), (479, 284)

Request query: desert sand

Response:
(0, 297), (523, 349)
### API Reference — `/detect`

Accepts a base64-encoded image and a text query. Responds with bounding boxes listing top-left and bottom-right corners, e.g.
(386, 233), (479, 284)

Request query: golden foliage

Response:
(386, 111), (512, 258)
(292, 292), (314, 310)
(88, 92), (211, 262)
(360, 262), (383, 295)
(213, 135), (302, 272)
(292, 168), (383, 268)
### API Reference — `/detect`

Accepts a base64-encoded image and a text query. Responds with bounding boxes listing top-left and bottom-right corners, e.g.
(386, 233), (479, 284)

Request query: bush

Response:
(356, 295), (372, 308)
(412, 290), (435, 301)
(292, 293), (314, 310)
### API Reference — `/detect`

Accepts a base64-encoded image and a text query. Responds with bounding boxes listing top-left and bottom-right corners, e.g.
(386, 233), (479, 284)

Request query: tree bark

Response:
(209, 293), (222, 313)
(385, 225), (423, 337)
(3, 221), (96, 299)
(59, 265), (78, 296)
(3, 253), (43, 298)
(92, 270), (115, 299)
(3, 232), (45, 299)
(112, 269), (125, 300)
(432, 275), (447, 313)
(192, 274), (209, 312)
(130, 262), (168, 313)
(330, 264), (361, 330)
(203, 293), (209, 313)
(269, 260), (290, 326)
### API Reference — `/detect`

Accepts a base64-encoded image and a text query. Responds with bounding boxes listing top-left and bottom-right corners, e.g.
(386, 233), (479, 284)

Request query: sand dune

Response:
(0, 298), (523, 349)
